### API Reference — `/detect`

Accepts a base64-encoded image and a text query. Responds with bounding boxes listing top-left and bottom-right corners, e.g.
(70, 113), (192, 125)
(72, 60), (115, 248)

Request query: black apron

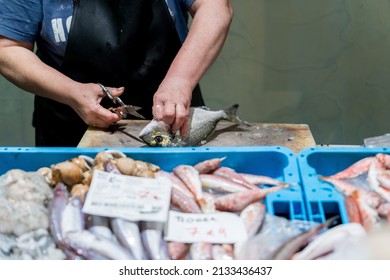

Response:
(34, 0), (204, 146)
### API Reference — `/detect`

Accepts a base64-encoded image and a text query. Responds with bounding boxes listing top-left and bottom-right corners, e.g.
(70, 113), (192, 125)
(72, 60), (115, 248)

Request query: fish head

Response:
(139, 120), (175, 147)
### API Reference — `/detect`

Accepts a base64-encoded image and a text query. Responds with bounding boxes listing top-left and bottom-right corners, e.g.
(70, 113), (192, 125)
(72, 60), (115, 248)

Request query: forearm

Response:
(162, 0), (233, 90)
(0, 39), (123, 127)
(0, 41), (80, 106)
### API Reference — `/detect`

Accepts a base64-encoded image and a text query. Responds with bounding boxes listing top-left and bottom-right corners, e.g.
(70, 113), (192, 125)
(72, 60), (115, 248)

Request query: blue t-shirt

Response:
(0, 0), (195, 63)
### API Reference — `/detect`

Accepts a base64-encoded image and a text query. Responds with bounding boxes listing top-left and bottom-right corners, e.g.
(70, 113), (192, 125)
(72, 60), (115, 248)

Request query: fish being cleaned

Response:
(139, 104), (250, 147)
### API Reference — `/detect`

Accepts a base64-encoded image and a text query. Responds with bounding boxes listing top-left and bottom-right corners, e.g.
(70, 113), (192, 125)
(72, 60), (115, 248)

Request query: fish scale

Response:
(186, 107), (228, 145)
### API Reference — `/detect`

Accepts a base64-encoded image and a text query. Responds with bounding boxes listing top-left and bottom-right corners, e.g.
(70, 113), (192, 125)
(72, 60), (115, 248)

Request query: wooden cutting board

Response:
(77, 120), (316, 153)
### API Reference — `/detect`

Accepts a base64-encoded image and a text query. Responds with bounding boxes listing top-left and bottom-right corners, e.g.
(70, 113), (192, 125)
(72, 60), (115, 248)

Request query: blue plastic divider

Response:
(0, 146), (307, 221)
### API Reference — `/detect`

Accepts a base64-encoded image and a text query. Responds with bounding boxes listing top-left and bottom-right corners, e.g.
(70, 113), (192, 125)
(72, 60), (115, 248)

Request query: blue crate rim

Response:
(0, 145), (297, 155)
(298, 146), (390, 158)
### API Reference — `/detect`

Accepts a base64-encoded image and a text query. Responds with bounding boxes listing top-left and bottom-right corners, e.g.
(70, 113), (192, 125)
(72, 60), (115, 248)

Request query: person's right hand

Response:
(69, 83), (125, 128)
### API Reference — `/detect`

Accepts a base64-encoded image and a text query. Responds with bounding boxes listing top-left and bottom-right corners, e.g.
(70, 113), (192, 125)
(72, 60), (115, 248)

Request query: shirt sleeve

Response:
(0, 0), (42, 43)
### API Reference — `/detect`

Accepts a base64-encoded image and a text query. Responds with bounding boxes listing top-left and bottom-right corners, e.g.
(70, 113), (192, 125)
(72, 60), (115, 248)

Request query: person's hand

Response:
(152, 78), (193, 137)
(70, 83), (125, 128)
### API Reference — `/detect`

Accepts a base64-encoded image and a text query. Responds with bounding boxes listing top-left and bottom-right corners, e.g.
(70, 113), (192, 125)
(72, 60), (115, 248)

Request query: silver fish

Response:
(110, 218), (146, 260)
(48, 182), (69, 250)
(140, 221), (170, 260)
(61, 196), (85, 237)
(87, 216), (120, 246)
(139, 104), (249, 147)
(66, 230), (134, 260)
(49, 214), (83, 258)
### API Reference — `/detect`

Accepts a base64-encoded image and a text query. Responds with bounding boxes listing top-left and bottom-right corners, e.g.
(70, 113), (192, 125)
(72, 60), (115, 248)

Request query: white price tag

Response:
(82, 170), (172, 222)
(165, 211), (248, 244)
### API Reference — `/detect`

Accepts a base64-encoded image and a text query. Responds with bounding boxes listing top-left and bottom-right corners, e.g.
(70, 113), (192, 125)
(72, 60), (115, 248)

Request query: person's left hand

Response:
(152, 77), (193, 137)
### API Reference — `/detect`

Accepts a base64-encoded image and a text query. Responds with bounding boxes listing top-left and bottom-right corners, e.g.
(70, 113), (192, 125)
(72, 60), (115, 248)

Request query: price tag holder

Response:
(165, 211), (248, 244)
(82, 170), (172, 222)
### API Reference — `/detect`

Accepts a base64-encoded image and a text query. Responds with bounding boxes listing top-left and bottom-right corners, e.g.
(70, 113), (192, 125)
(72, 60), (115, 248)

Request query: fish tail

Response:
(224, 104), (251, 126)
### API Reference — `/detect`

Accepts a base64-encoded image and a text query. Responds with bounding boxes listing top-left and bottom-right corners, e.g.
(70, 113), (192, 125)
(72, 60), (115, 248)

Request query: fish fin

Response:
(224, 104), (251, 127)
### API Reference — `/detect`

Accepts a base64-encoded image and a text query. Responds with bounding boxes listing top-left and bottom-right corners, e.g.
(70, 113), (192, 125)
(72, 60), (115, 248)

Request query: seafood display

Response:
(0, 149), (295, 260)
(139, 104), (250, 147)
(319, 153), (390, 232)
(2, 148), (389, 260)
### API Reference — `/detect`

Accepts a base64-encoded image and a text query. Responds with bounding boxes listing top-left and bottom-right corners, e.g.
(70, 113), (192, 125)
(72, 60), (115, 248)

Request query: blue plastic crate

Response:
(297, 147), (390, 224)
(0, 146), (306, 220)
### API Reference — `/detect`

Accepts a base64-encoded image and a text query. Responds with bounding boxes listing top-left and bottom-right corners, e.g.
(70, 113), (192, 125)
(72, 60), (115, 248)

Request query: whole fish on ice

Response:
(139, 104), (250, 147)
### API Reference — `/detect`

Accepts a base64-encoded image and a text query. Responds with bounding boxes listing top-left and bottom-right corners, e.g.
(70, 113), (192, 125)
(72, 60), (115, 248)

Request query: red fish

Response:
(215, 184), (289, 212)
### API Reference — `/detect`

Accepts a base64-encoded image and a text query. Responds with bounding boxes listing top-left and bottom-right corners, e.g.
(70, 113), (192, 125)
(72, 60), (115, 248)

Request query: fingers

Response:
(107, 86), (125, 98)
(153, 102), (189, 135)
(179, 117), (190, 138)
(154, 102), (175, 124)
(83, 84), (124, 128)
(96, 84), (124, 97)
(171, 103), (188, 135)
(152, 103), (164, 120)
(89, 107), (122, 128)
(163, 103), (176, 126)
